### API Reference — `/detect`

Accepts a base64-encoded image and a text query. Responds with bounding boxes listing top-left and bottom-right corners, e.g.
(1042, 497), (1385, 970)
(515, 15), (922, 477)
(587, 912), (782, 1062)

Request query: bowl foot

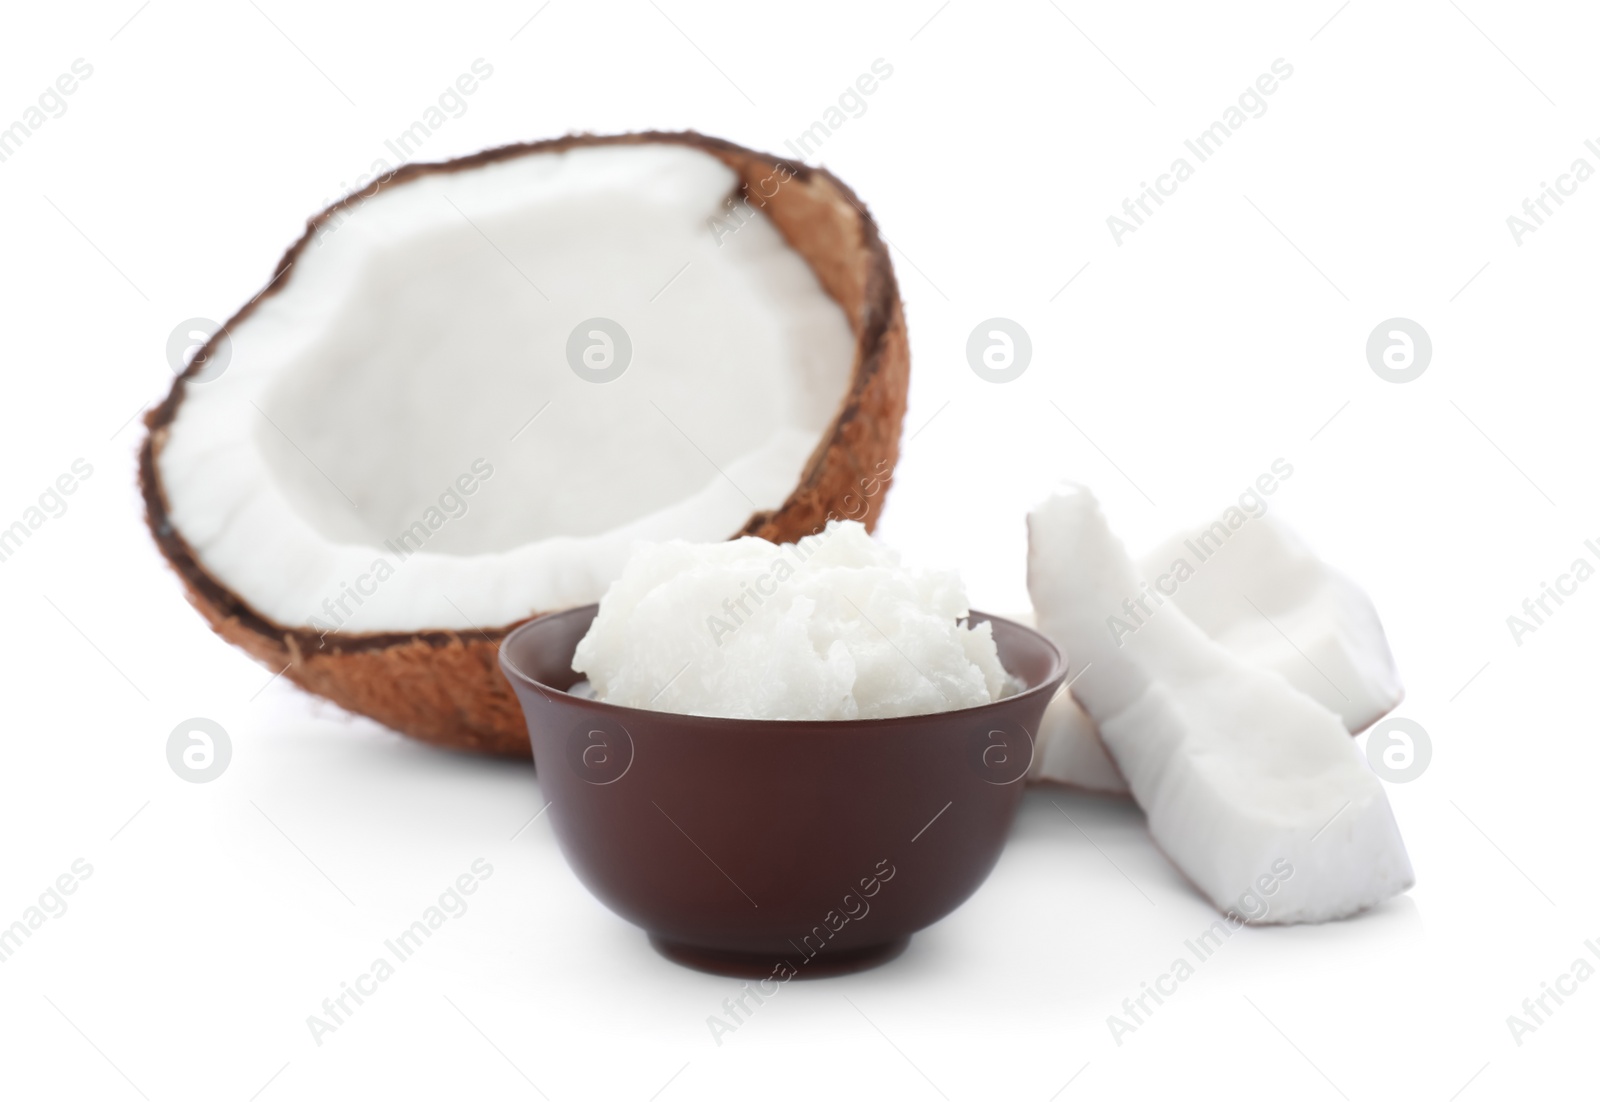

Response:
(649, 934), (910, 979)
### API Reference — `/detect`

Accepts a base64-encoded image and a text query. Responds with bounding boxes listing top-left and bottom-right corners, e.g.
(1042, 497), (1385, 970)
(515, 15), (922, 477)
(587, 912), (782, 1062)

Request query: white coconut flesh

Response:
(157, 143), (857, 633)
(1029, 688), (1128, 794)
(1029, 514), (1404, 795)
(1028, 485), (1414, 924)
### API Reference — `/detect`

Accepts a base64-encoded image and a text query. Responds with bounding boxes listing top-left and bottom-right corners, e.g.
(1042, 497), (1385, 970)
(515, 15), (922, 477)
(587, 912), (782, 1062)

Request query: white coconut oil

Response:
(572, 521), (1010, 720)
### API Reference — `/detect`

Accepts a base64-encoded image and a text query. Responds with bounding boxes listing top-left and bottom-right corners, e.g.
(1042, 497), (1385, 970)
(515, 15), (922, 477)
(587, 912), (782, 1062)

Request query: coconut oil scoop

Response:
(569, 519), (1017, 721)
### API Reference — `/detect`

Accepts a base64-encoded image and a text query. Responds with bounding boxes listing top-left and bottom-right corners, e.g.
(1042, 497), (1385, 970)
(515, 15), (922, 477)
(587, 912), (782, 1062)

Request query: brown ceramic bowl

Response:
(499, 605), (1066, 978)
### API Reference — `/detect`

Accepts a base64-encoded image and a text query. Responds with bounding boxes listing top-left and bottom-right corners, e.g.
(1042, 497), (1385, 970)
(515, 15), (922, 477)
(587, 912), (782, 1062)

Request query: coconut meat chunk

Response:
(1139, 517), (1404, 732)
(156, 142), (857, 634)
(1027, 485), (1414, 924)
(1028, 513), (1404, 795)
(1029, 691), (1130, 794)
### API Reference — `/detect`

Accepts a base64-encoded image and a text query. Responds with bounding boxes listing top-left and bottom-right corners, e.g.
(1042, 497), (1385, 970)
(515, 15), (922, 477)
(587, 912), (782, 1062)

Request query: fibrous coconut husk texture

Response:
(141, 131), (910, 755)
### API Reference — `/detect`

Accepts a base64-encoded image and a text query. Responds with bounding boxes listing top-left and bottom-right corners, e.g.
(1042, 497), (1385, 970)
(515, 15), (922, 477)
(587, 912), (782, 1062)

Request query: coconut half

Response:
(141, 133), (909, 754)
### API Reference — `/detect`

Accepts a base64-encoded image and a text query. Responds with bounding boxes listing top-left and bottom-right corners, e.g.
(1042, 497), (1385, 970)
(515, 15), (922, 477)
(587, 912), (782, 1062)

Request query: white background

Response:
(1, 1), (1595, 1099)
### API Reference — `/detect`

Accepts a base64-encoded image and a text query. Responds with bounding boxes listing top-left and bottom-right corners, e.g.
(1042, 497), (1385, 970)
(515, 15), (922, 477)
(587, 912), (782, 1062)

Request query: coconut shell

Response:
(141, 131), (910, 755)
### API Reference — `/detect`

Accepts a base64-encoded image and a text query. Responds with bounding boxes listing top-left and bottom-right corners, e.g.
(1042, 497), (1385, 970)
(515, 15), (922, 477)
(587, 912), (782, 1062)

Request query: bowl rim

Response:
(498, 603), (1068, 731)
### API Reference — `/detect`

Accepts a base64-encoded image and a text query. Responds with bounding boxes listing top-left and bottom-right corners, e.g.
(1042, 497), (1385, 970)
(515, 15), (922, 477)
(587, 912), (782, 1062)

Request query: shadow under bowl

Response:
(499, 605), (1066, 978)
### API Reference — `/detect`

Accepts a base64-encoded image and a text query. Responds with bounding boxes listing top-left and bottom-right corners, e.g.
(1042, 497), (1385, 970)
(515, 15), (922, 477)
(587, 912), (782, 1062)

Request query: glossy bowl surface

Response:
(499, 605), (1066, 977)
